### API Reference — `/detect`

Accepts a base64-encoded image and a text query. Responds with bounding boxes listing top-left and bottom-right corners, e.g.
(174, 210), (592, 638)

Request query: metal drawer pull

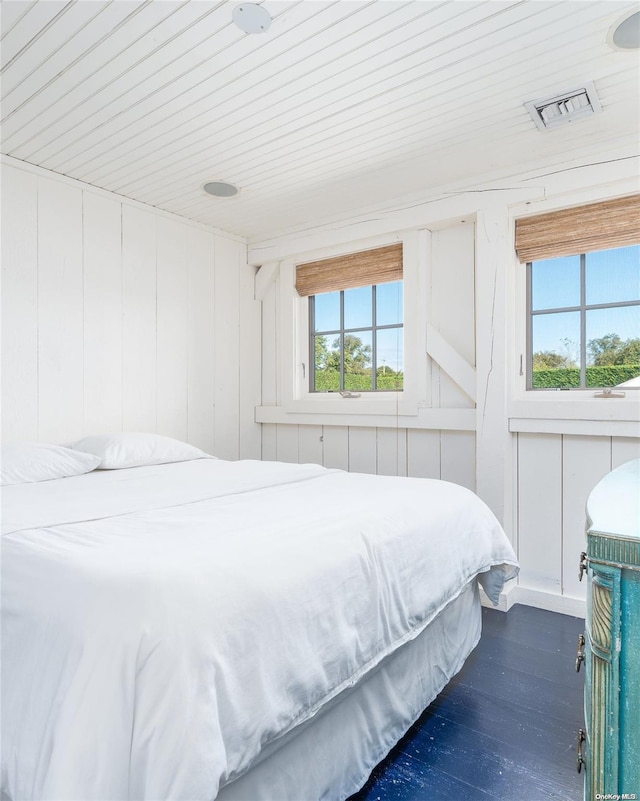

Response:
(576, 729), (585, 773)
(578, 551), (588, 581)
(575, 633), (585, 672)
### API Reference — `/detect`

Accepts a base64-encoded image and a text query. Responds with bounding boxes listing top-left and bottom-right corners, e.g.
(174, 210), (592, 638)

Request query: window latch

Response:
(594, 388), (625, 398)
(339, 391), (361, 398)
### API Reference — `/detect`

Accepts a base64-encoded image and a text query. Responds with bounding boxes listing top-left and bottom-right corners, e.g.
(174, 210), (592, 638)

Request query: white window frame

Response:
(509, 201), (640, 429)
(276, 230), (428, 418)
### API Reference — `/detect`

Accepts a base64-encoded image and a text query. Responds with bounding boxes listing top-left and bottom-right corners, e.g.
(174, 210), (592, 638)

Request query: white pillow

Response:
(0, 443), (102, 486)
(69, 433), (212, 470)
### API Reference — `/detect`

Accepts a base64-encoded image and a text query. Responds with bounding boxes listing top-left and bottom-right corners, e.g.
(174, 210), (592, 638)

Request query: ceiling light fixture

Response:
(232, 3), (272, 34)
(203, 181), (239, 198)
(608, 10), (640, 50)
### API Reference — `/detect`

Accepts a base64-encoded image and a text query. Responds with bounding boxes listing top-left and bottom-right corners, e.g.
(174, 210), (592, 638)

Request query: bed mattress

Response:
(1, 458), (518, 800)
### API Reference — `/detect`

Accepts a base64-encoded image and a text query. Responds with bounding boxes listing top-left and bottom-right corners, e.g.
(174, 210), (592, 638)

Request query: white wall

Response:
(0, 159), (261, 460)
(259, 221), (477, 491)
(251, 159), (640, 616)
(3, 154), (638, 617)
(515, 433), (639, 613)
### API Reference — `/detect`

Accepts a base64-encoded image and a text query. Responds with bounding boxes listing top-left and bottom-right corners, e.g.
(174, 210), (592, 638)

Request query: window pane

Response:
(376, 281), (403, 326)
(343, 331), (372, 391)
(586, 305), (640, 388)
(531, 311), (580, 388)
(531, 256), (580, 310)
(313, 291), (340, 332)
(585, 245), (640, 305)
(344, 286), (372, 330)
(376, 328), (403, 389)
(313, 335), (340, 391)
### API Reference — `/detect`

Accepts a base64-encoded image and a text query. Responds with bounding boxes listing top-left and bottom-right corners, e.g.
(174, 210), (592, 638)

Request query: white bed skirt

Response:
(218, 580), (482, 801)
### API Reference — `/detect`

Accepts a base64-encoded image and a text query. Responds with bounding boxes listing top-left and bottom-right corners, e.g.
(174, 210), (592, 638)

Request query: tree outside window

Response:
(528, 245), (640, 389)
(310, 282), (403, 392)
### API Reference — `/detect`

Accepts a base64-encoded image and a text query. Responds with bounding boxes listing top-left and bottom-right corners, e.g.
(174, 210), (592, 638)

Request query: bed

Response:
(1, 434), (519, 801)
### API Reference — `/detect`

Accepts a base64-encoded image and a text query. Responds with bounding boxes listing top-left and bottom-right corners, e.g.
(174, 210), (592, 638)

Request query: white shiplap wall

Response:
(262, 423), (477, 490)
(259, 221), (477, 491)
(2, 155), (638, 617)
(255, 166), (640, 616)
(0, 160), (261, 459)
(516, 433), (639, 610)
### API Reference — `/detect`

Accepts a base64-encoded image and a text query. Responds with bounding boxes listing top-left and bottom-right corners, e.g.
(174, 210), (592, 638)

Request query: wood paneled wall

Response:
(257, 199), (639, 615)
(259, 222), (477, 489)
(262, 423), (476, 490)
(4, 158), (638, 616)
(0, 162), (261, 459)
(516, 433), (639, 604)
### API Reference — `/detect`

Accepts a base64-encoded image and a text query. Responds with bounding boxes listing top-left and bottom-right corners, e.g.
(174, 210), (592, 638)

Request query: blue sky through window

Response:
(531, 245), (640, 355)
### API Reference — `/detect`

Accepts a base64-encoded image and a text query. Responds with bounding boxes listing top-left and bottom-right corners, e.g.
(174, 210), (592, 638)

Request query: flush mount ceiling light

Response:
(608, 10), (640, 50)
(524, 82), (602, 131)
(203, 181), (239, 198)
(232, 3), (272, 34)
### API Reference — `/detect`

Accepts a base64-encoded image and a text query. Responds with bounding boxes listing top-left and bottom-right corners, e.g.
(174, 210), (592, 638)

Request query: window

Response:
(515, 194), (640, 392)
(310, 281), (403, 392)
(527, 245), (640, 389)
(295, 243), (404, 394)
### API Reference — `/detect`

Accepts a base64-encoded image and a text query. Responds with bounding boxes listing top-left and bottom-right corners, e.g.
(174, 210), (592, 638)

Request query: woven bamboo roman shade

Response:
(295, 243), (403, 296)
(515, 194), (640, 263)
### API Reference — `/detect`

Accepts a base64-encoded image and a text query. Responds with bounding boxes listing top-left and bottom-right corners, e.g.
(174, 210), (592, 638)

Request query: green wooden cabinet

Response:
(582, 458), (640, 800)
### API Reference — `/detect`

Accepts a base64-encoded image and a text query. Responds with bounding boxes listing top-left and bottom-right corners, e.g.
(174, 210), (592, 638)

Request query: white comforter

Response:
(1, 459), (518, 800)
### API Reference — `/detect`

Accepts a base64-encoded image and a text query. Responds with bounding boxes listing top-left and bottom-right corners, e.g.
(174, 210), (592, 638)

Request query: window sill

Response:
(509, 396), (640, 437)
(511, 396), (639, 418)
(285, 392), (407, 416)
(255, 405), (476, 431)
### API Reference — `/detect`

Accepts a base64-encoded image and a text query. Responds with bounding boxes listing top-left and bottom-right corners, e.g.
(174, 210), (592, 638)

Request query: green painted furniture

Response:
(580, 458), (640, 799)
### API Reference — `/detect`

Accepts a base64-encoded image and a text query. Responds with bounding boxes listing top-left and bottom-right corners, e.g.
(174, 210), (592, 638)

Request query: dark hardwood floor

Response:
(349, 603), (585, 801)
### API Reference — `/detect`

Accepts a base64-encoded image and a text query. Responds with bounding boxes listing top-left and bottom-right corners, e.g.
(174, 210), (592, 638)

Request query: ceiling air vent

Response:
(525, 82), (602, 131)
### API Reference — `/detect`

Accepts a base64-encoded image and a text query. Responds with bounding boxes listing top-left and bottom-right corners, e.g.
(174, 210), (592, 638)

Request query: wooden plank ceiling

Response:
(1, 0), (638, 242)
